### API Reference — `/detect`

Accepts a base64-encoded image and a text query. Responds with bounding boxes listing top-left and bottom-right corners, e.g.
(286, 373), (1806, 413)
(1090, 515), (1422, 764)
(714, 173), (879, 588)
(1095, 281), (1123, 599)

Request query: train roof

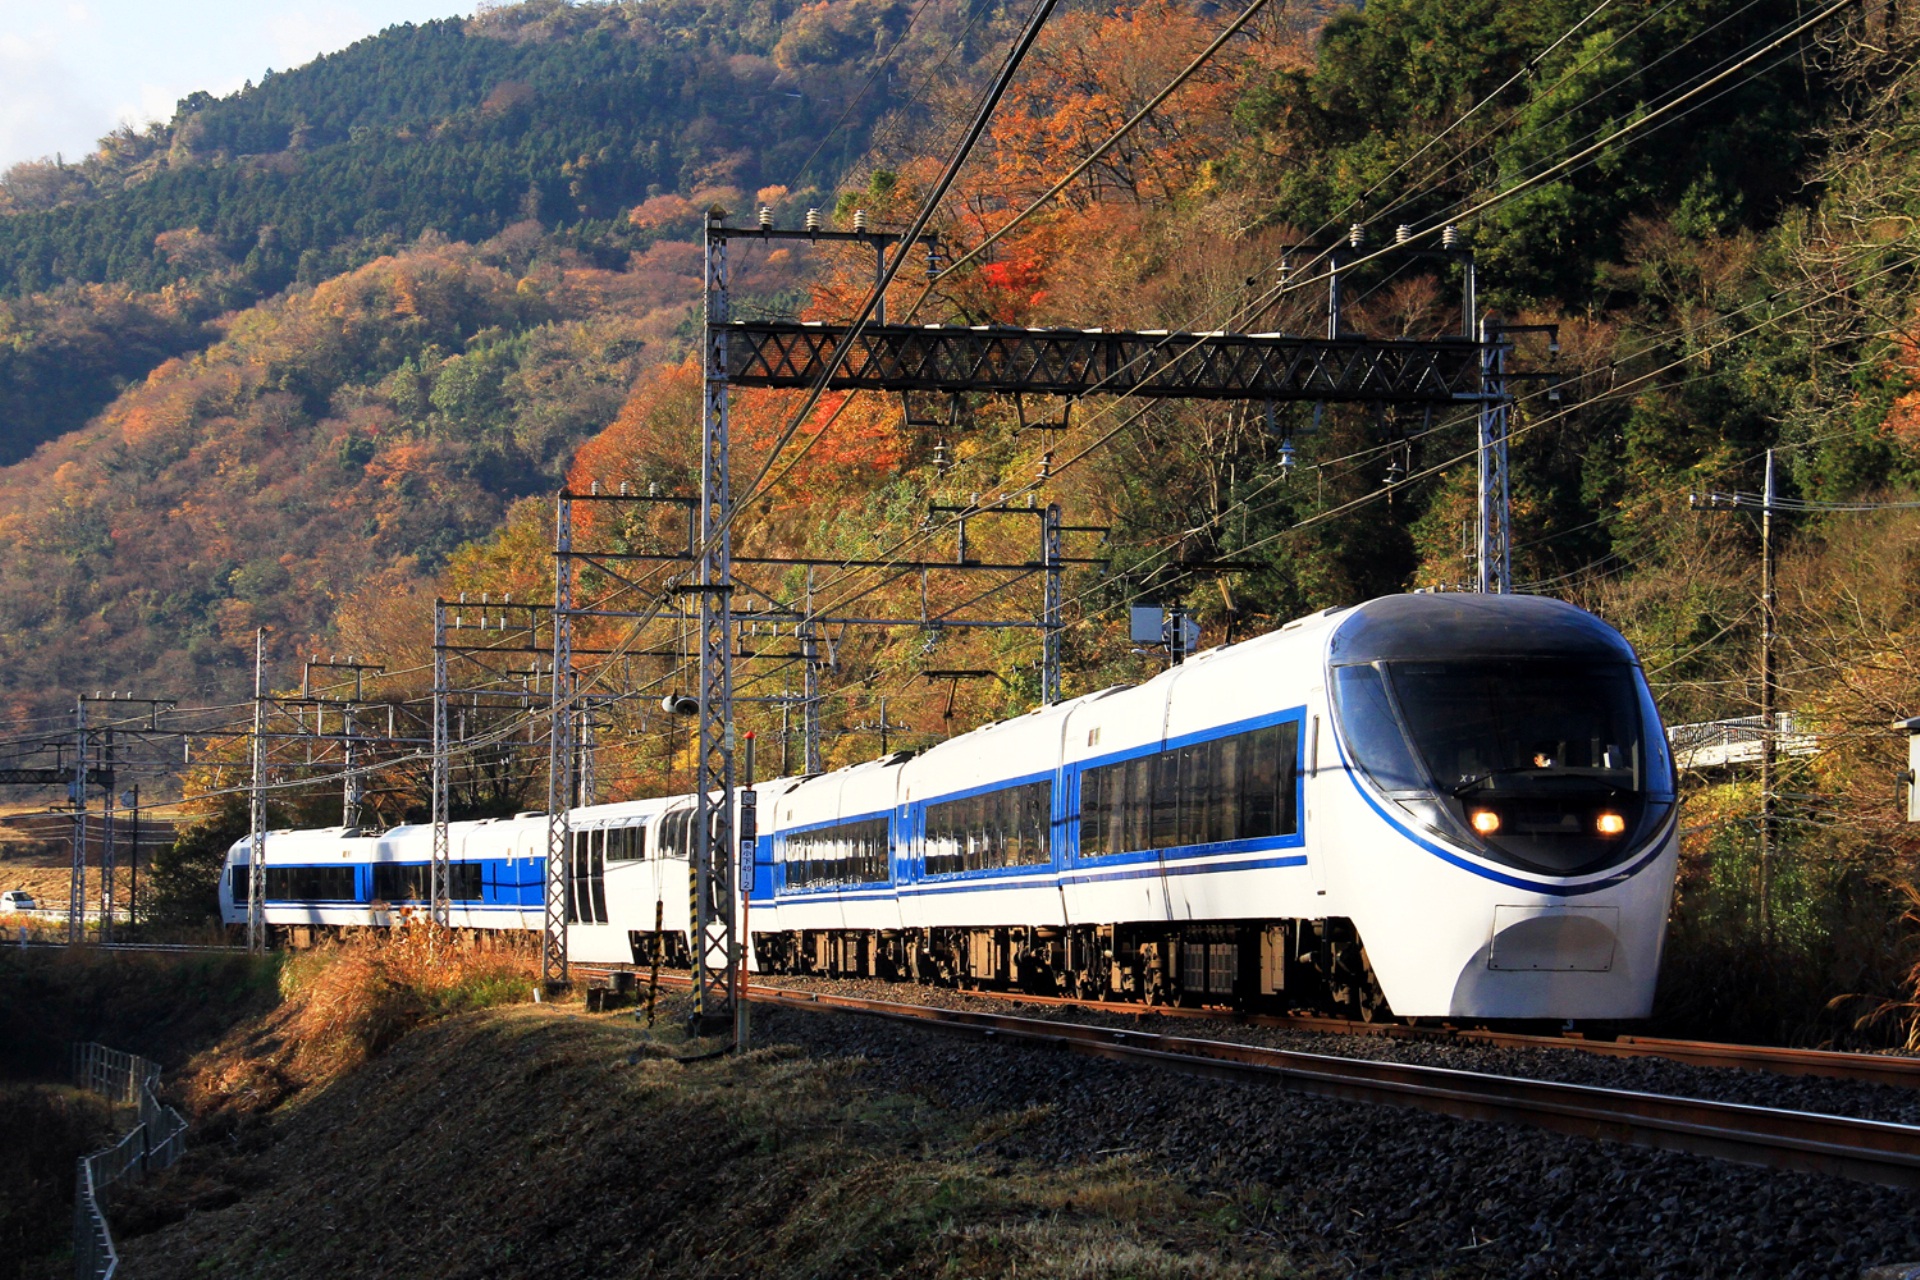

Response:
(1329, 593), (1636, 665)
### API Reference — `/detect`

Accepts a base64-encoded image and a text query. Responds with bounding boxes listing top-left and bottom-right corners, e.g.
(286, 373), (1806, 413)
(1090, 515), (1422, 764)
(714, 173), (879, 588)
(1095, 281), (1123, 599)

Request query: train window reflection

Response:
(1385, 662), (1643, 796)
(924, 781), (1053, 876)
(1079, 721), (1298, 857)
(1331, 666), (1426, 794)
(783, 816), (890, 887)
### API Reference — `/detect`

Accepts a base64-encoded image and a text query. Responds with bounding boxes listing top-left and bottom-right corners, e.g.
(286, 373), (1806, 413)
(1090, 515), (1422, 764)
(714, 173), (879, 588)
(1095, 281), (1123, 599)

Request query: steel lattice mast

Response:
(431, 600), (452, 929)
(1476, 319), (1511, 594)
(68, 696), (85, 944)
(247, 629), (269, 954)
(543, 496), (575, 987)
(693, 210), (738, 1029)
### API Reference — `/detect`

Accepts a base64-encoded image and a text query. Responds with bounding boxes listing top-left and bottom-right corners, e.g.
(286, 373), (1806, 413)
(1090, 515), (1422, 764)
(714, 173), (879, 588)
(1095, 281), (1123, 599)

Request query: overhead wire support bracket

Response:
(722, 321), (1484, 403)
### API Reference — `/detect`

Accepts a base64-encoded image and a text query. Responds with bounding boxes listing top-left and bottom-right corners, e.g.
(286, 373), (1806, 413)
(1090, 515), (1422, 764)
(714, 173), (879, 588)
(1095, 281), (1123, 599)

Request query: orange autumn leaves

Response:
(570, 358), (907, 520)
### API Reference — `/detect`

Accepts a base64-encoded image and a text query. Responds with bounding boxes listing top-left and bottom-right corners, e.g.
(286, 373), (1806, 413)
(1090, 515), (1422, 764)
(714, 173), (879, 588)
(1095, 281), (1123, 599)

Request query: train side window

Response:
(1210, 735), (1242, 844)
(452, 863), (483, 901)
(589, 838), (608, 923)
(263, 865), (358, 901)
(782, 815), (890, 887)
(568, 831), (587, 923)
(925, 781), (1051, 874)
(1080, 770), (1107, 856)
(607, 824), (646, 863)
(1077, 719), (1301, 855)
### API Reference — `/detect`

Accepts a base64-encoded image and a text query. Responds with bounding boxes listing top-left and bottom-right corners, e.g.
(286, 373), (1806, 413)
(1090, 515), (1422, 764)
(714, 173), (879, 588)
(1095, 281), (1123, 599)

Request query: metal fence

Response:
(71, 1042), (188, 1280)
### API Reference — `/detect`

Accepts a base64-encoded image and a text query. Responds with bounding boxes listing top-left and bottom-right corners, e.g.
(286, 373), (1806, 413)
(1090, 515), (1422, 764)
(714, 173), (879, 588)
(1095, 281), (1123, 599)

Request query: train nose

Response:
(1485, 905), (1620, 972)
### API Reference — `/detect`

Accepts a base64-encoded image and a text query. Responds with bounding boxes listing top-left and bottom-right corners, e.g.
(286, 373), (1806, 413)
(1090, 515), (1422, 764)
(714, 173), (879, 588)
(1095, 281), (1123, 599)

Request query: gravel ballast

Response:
(744, 973), (1920, 1126)
(737, 977), (1920, 1278)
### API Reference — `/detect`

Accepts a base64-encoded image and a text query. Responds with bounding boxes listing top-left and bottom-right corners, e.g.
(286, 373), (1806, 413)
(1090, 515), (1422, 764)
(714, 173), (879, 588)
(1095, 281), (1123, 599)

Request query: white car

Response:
(1, 890), (37, 914)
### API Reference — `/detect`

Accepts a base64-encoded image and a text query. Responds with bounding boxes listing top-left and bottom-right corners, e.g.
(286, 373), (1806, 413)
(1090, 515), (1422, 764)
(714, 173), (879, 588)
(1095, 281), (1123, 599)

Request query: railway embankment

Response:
(112, 983), (1302, 1279)
(0, 947), (279, 1280)
(61, 945), (1920, 1279)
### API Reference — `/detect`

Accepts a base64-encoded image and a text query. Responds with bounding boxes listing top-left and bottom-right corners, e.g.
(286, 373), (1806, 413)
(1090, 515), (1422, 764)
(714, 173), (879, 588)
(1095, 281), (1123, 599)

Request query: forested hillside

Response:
(12, 0), (1920, 1036)
(0, 0), (1015, 467)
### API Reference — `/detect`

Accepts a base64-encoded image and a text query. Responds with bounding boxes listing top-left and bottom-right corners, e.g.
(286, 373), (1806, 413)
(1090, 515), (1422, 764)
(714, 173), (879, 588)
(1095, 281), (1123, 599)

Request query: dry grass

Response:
(117, 995), (1319, 1280)
(1836, 879), (1920, 1050)
(182, 919), (535, 1125)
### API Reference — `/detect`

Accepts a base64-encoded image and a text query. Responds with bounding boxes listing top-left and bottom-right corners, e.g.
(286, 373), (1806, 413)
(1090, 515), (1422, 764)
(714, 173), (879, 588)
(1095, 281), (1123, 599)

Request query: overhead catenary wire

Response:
(753, 5), (1864, 626)
(903, 0), (1279, 310)
(729, 0), (1068, 524)
(45, 4), (1886, 795)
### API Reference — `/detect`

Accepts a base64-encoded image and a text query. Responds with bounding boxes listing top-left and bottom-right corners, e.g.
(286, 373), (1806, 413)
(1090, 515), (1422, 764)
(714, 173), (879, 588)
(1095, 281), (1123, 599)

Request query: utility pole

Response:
(99, 729), (115, 944)
(302, 657), (383, 829)
(1475, 320), (1559, 593)
(248, 628), (269, 955)
(802, 570), (823, 775)
(851, 697), (910, 756)
(124, 785), (139, 934)
(1167, 600), (1191, 666)
(735, 733), (756, 1053)
(1758, 448), (1778, 939)
(1689, 451), (1784, 938)
(1042, 503), (1063, 705)
(68, 696), (85, 945)
(432, 601), (451, 930)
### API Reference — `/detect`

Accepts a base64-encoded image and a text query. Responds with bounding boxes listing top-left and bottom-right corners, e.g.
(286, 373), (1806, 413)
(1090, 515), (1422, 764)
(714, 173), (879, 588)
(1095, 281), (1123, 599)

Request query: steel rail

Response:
(760, 976), (1920, 1090)
(705, 979), (1920, 1189)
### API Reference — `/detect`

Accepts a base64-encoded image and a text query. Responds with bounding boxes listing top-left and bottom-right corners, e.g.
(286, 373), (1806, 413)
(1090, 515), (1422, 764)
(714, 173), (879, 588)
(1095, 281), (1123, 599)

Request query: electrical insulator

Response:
(1394, 224), (1412, 245)
(758, 205), (773, 230)
(1441, 225), (1461, 250)
(805, 207), (822, 232)
(1279, 438), (1296, 479)
(618, 481), (631, 495)
(853, 209), (869, 233)
(1349, 223), (1366, 249)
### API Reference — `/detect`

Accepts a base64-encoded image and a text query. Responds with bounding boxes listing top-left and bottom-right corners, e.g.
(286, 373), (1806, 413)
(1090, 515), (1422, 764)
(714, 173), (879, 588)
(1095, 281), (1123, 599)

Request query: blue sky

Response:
(1, 2), (473, 172)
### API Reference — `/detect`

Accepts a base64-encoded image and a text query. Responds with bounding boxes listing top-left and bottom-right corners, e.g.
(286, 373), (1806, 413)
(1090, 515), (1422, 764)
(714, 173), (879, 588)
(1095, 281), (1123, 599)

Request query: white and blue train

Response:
(223, 593), (1680, 1021)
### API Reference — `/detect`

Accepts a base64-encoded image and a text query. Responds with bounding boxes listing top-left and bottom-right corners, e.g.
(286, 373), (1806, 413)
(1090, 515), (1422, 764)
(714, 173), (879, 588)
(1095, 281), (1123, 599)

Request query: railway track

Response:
(891, 982), (1920, 1090)
(595, 967), (1920, 1189)
(595, 962), (1920, 1089)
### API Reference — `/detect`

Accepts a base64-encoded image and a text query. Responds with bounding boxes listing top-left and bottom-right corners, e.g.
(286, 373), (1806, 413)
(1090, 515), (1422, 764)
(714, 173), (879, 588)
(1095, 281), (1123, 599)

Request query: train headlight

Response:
(1596, 811), (1626, 836)
(1469, 809), (1501, 835)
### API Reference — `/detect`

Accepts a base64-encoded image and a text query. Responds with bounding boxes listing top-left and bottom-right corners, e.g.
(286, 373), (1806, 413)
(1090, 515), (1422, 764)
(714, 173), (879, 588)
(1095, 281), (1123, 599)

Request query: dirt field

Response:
(0, 807), (172, 927)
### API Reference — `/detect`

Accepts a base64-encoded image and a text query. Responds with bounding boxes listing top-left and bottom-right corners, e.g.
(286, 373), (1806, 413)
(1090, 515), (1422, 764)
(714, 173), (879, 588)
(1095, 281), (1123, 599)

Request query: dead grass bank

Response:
(178, 924), (537, 1128)
(114, 993), (1319, 1279)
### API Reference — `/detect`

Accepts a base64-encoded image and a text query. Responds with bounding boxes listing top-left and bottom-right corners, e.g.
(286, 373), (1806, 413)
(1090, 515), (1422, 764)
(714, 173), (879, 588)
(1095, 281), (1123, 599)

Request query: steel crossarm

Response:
(721, 322), (1486, 403)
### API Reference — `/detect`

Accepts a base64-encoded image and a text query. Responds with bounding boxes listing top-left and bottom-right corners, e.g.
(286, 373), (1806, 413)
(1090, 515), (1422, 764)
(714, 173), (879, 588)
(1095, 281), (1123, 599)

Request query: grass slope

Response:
(116, 988), (1310, 1279)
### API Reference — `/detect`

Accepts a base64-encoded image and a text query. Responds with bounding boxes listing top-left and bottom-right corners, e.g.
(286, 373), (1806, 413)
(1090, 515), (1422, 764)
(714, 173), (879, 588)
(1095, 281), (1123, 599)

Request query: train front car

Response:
(1319, 594), (1678, 1021)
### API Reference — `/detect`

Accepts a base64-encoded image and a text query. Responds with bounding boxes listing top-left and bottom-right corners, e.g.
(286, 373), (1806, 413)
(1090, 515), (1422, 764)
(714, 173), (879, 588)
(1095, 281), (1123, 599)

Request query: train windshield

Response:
(1333, 660), (1674, 875)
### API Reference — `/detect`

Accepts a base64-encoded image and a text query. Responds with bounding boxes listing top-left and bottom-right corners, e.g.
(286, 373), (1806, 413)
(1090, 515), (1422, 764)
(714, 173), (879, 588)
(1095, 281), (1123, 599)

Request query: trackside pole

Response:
(248, 629), (269, 954)
(693, 208), (737, 1034)
(736, 733), (756, 1052)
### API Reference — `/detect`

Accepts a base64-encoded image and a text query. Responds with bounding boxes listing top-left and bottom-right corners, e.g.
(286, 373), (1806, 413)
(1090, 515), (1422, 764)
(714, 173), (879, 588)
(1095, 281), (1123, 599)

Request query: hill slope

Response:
(0, 0), (986, 299)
